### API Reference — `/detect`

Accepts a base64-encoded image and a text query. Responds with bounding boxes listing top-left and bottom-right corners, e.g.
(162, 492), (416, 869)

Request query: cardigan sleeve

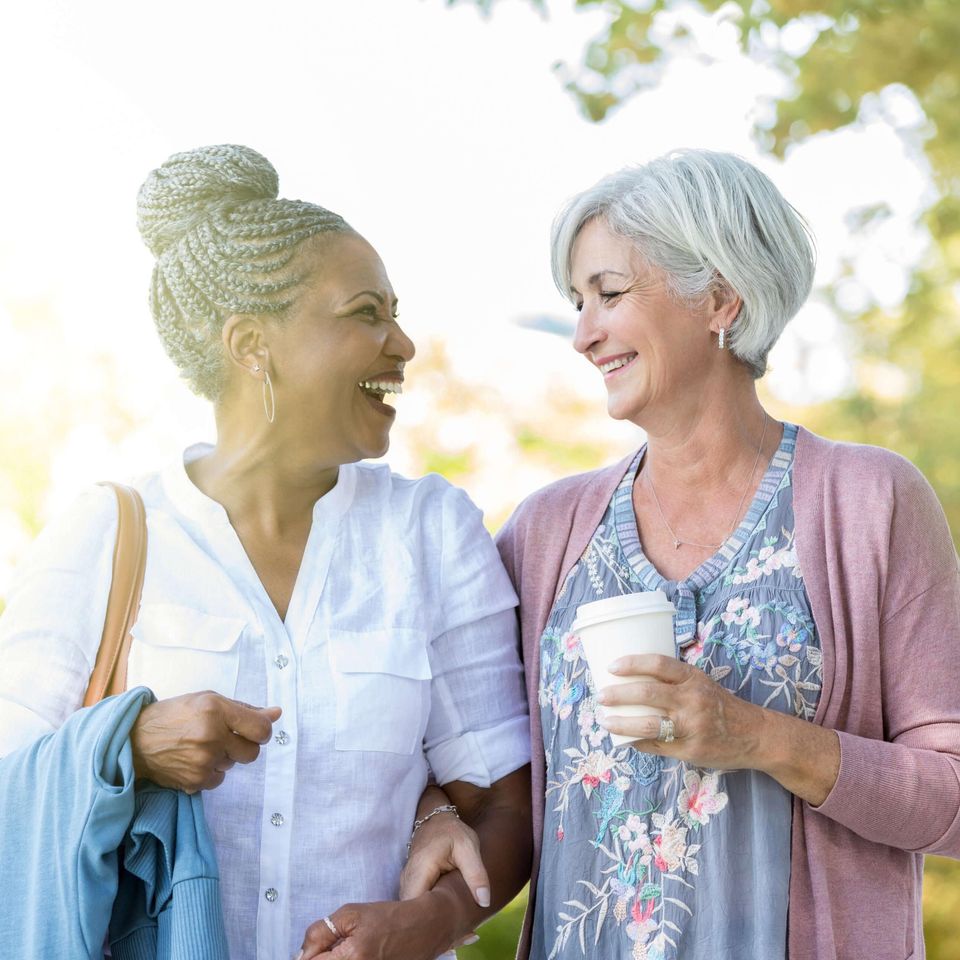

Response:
(814, 571), (960, 853)
(812, 455), (960, 855)
(494, 508), (522, 589)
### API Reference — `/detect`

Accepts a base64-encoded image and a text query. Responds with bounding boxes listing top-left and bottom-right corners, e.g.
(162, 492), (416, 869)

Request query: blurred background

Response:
(1, 0), (957, 956)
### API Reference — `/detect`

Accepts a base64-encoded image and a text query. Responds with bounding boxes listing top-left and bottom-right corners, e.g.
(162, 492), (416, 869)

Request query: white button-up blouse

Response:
(0, 448), (530, 960)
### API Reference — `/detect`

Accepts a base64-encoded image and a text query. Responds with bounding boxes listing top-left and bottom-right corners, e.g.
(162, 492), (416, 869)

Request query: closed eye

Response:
(600, 291), (623, 302)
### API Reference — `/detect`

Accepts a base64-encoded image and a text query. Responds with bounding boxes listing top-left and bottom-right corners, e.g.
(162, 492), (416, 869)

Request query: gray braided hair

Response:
(137, 144), (350, 400)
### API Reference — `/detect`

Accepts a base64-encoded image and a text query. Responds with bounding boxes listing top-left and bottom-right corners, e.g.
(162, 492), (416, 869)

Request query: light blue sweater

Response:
(0, 687), (228, 959)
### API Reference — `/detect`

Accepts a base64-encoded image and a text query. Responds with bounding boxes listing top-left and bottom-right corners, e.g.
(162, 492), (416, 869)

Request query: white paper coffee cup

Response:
(572, 590), (676, 746)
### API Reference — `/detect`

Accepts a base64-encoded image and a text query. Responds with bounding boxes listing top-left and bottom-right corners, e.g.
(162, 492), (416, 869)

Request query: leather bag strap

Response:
(82, 483), (147, 706)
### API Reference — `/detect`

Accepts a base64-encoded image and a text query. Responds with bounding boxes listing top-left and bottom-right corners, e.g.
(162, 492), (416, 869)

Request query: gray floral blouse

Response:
(531, 423), (822, 960)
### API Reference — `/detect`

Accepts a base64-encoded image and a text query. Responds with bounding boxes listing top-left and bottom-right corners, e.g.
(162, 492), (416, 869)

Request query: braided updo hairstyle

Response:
(137, 144), (350, 400)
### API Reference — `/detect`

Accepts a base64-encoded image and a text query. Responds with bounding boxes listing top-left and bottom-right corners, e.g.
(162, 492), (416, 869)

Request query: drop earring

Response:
(251, 364), (275, 424)
(262, 371), (276, 424)
(718, 327), (726, 350)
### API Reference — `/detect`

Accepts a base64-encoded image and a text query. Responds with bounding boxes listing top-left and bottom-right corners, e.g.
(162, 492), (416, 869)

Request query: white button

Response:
(270, 812), (285, 827)
(274, 654), (289, 669)
(275, 730), (290, 746)
(265, 888), (278, 902)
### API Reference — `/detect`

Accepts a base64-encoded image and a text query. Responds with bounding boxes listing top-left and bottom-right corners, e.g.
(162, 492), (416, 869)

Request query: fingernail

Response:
(475, 886), (490, 907)
(596, 690), (609, 705)
(608, 659), (624, 673)
(463, 934), (480, 945)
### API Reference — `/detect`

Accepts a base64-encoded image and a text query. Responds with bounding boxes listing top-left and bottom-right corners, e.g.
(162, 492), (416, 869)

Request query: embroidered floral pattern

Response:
(534, 426), (822, 959)
(726, 531), (801, 586)
(677, 770), (728, 827)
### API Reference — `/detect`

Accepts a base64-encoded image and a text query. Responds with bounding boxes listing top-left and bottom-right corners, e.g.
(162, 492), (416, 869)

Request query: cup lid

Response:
(572, 590), (676, 630)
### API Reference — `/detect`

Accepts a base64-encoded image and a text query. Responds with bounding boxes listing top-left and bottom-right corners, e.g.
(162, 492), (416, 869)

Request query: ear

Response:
(222, 314), (270, 376)
(705, 276), (742, 335)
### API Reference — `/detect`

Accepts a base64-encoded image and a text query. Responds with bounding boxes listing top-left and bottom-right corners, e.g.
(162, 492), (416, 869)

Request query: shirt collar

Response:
(160, 443), (358, 530)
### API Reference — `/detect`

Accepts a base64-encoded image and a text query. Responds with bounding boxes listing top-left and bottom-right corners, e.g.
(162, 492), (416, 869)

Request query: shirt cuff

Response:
(425, 714), (531, 788)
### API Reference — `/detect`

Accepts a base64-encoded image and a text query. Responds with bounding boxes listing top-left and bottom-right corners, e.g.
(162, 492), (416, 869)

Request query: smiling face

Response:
(261, 230), (415, 463)
(570, 218), (720, 427)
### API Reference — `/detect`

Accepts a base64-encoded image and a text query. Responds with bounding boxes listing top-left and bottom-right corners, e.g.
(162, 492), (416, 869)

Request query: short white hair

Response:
(551, 149), (816, 378)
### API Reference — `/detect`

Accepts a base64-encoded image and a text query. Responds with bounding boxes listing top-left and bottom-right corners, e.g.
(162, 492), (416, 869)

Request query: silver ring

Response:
(657, 716), (675, 743)
(322, 916), (341, 938)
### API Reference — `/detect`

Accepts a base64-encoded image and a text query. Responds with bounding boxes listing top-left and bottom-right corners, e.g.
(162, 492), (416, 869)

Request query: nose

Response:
(387, 319), (416, 364)
(572, 302), (605, 357)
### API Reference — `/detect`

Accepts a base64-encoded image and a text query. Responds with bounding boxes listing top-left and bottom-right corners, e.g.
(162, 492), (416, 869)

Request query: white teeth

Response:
(358, 380), (403, 394)
(599, 355), (637, 374)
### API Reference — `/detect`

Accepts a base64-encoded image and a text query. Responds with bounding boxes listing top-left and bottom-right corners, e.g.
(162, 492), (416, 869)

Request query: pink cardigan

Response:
(496, 426), (960, 960)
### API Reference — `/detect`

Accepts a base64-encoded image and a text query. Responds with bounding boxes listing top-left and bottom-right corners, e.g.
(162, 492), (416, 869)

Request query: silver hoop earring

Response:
(718, 328), (726, 350)
(262, 370), (276, 424)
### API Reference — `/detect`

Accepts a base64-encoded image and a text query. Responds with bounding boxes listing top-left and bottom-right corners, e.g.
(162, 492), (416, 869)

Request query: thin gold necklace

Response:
(644, 415), (769, 551)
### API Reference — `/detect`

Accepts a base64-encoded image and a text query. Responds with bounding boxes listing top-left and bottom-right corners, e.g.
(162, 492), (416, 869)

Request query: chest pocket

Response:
(128, 603), (246, 702)
(330, 628), (432, 755)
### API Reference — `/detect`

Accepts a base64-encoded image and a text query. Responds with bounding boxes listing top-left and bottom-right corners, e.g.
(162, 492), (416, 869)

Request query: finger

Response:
(600, 711), (671, 743)
(234, 699), (284, 723)
(597, 679), (674, 710)
(450, 836), (491, 908)
(607, 654), (689, 682)
(224, 730), (261, 765)
(298, 917), (340, 959)
(398, 852), (442, 901)
(328, 906), (358, 939)
(199, 768), (227, 792)
(454, 933), (480, 948)
(219, 698), (281, 744)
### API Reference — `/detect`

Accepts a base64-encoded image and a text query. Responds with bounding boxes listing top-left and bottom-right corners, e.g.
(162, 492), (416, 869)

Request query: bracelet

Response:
(406, 803), (460, 854)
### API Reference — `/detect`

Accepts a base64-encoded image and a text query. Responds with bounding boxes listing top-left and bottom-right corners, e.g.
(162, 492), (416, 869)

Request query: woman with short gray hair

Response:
(497, 149), (960, 959)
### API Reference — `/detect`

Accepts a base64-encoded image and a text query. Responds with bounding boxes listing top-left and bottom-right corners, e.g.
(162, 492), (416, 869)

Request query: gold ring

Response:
(657, 717), (675, 743)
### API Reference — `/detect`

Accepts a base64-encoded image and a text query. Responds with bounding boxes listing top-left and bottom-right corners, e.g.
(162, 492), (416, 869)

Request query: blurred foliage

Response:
(460, 889), (528, 960)
(922, 856), (960, 958)
(444, 0), (544, 14)
(0, 291), (142, 615)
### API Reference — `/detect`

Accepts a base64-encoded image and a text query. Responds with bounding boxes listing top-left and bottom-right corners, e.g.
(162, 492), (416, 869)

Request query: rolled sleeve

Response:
(426, 715), (531, 788)
(424, 609), (530, 786)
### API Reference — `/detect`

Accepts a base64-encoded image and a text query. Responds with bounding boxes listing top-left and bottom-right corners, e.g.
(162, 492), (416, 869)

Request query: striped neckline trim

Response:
(613, 422), (798, 594)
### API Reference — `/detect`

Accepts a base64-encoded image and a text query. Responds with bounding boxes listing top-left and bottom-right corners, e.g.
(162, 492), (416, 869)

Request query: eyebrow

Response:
(342, 290), (399, 308)
(570, 269), (628, 295)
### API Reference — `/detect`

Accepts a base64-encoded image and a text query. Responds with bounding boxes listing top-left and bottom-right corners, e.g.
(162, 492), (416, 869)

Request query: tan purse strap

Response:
(82, 483), (147, 707)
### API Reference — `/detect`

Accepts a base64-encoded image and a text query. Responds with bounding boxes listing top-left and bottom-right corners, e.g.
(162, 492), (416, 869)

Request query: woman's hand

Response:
(130, 691), (281, 793)
(598, 654), (839, 804)
(597, 654), (765, 770)
(297, 894), (454, 960)
(399, 806), (490, 907)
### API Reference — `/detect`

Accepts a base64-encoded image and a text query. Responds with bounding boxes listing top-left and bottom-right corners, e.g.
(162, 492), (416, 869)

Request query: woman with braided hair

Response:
(0, 145), (531, 960)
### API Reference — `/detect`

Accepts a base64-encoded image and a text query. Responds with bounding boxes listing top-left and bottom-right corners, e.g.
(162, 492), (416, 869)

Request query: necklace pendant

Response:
(673, 539), (681, 550)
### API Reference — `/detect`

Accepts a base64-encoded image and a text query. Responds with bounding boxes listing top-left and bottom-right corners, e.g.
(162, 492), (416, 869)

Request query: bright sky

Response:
(0, 0), (933, 585)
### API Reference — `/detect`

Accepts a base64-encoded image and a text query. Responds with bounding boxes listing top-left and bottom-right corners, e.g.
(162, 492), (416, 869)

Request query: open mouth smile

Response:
(597, 353), (638, 379)
(357, 378), (403, 416)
